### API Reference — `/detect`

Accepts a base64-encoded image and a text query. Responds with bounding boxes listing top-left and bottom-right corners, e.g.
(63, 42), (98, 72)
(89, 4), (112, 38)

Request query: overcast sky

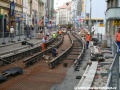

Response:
(54, 0), (106, 19)
(84, 0), (107, 18)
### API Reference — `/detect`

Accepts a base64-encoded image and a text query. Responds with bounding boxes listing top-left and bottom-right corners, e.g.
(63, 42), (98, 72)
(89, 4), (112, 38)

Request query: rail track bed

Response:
(0, 33), (84, 90)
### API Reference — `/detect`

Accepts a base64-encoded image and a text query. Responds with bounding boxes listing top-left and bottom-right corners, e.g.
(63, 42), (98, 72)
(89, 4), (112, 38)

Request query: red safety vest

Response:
(86, 34), (90, 41)
(116, 33), (120, 42)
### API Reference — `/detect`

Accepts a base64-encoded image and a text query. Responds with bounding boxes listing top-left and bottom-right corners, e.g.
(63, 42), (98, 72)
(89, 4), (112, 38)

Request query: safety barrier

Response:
(106, 41), (119, 90)
(0, 32), (25, 44)
(93, 34), (119, 90)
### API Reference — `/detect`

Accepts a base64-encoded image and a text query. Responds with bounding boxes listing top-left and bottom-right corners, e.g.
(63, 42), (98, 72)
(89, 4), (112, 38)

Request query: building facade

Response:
(0, 0), (23, 36)
(71, 0), (82, 27)
(23, 0), (31, 25)
(105, 0), (120, 37)
(84, 0), (106, 28)
(66, 2), (72, 24)
(56, 2), (71, 25)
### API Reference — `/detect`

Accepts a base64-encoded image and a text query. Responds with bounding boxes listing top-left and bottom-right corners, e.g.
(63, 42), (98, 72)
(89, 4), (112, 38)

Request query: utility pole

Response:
(84, 0), (87, 28)
(44, 0), (46, 34)
(89, 0), (92, 37)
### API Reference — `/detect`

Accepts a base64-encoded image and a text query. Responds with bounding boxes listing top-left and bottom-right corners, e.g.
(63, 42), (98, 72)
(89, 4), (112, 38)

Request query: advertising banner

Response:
(10, 1), (15, 16)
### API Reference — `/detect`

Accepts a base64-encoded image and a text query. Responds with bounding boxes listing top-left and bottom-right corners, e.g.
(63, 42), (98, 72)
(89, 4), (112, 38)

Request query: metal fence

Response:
(97, 33), (119, 90)
(0, 32), (26, 44)
(106, 40), (119, 90)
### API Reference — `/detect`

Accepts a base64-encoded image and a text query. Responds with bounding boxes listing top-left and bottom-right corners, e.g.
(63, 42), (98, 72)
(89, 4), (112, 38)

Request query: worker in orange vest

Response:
(86, 32), (91, 49)
(41, 36), (46, 51)
(116, 28), (120, 53)
(58, 29), (62, 36)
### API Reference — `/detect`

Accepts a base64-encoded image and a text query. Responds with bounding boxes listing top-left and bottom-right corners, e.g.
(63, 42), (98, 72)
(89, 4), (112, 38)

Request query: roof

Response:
(59, 2), (71, 9)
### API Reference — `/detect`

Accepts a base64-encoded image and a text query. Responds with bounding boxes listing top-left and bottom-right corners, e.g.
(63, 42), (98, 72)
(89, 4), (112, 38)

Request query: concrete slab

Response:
(50, 49), (91, 90)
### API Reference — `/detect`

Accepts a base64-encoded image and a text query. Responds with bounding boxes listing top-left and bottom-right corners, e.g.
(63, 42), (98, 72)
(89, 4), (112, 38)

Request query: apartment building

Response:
(56, 2), (71, 25)
(71, 0), (82, 27)
(84, 0), (106, 27)
(0, 0), (23, 35)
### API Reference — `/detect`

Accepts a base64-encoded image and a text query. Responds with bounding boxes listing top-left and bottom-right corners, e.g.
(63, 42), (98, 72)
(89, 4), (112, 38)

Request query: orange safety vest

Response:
(86, 34), (90, 41)
(59, 30), (62, 34)
(116, 33), (120, 42)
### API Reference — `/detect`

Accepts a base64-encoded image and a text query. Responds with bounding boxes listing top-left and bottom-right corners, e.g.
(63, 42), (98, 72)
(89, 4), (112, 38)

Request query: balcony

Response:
(106, 7), (120, 20)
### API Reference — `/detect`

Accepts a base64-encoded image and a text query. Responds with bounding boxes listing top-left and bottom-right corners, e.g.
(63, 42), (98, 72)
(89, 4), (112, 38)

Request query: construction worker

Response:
(52, 48), (58, 57)
(52, 33), (57, 39)
(58, 29), (63, 36)
(86, 32), (91, 49)
(41, 36), (46, 51)
(116, 28), (120, 54)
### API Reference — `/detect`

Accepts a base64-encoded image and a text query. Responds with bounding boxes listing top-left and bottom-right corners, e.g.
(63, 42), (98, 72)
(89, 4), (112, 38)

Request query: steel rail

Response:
(23, 36), (64, 67)
(48, 33), (85, 69)
(0, 38), (55, 66)
(48, 34), (73, 68)
(73, 33), (85, 70)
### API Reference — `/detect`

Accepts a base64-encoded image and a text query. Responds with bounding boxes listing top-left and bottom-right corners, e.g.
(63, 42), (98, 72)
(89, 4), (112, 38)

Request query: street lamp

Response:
(89, 0), (92, 37)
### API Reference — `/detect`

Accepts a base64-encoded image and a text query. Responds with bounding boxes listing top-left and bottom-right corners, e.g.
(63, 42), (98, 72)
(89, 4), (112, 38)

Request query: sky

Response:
(84, 0), (106, 19)
(54, 0), (71, 9)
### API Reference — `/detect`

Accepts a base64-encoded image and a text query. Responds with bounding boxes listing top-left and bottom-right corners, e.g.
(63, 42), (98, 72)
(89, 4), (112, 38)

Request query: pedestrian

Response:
(38, 26), (40, 33)
(86, 32), (91, 49)
(116, 28), (120, 54)
(52, 47), (58, 57)
(27, 25), (30, 39)
(10, 26), (14, 42)
(24, 25), (27, 40)
(30, 25), (34, 38)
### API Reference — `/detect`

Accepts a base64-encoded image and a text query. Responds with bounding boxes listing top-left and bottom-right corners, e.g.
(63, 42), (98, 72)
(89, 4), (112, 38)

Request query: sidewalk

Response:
(0, 29), (57, 47)
(0, 30), (57, 56)
(0, 39), (42, 56)
(0, 35), (27, 47)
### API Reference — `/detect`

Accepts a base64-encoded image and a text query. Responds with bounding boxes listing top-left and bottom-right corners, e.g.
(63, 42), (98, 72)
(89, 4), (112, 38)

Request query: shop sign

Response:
(16, 17), (20, 21)
(112, 21), (120, 26)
